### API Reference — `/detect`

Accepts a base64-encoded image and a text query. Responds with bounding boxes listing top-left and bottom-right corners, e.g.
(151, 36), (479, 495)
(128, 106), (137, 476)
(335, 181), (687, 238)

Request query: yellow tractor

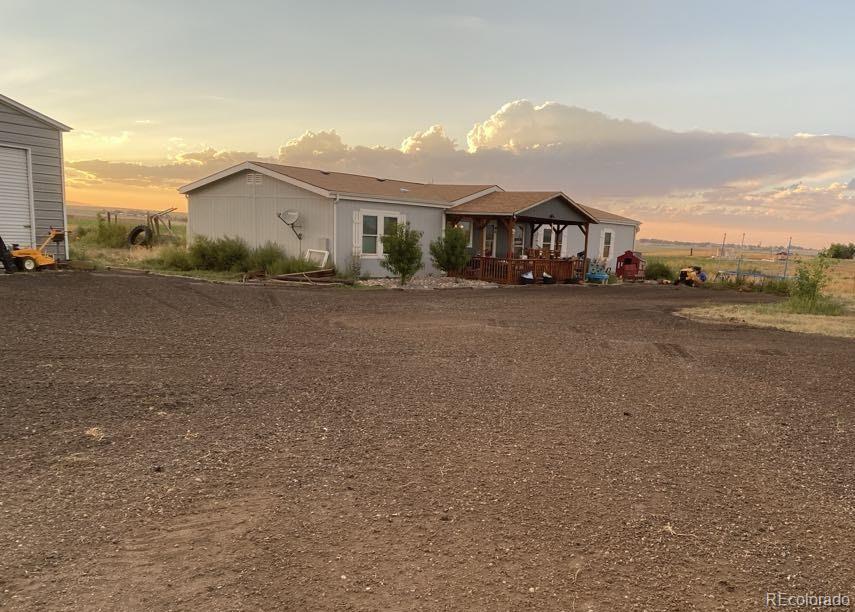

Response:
(5, 228), (67, 272)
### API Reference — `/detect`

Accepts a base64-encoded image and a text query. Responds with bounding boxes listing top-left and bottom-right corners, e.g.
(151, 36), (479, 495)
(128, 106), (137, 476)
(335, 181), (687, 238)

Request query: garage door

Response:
(0, 145), (34, 248)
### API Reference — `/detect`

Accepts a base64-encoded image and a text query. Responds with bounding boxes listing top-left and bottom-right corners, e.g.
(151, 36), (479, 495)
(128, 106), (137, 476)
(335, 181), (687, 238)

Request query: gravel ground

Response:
(0, 272), (852, 611)
(356, 276), (498, 289)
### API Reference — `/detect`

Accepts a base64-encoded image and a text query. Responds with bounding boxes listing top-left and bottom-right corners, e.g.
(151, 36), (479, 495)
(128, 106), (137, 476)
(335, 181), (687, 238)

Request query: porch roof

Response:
(447, 191), (598, 224)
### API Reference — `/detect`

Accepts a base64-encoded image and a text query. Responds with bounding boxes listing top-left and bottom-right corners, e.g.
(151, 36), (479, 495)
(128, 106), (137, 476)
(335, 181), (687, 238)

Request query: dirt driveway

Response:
(0, 272), (852, 611)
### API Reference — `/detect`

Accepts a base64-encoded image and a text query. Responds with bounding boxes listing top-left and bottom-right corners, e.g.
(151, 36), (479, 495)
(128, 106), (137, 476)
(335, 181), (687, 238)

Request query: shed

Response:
(614, 250), (646, 281)
(0, 94), (72, 259)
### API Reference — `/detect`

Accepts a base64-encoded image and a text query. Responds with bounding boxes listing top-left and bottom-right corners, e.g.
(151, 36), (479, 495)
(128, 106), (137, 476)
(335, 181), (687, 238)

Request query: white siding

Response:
(561, 223), (637, 272)
(334, 198), (445, 277)
(0, 102), (66, 256)
(187, 170), (333, 257)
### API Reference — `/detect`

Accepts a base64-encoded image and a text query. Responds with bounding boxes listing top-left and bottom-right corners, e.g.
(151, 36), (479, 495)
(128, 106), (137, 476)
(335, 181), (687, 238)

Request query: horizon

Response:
(4, 0), (855, 249)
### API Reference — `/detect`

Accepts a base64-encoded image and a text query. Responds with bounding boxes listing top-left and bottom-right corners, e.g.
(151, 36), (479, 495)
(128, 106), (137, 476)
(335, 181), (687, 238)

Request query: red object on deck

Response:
(615, 250), (646, 281)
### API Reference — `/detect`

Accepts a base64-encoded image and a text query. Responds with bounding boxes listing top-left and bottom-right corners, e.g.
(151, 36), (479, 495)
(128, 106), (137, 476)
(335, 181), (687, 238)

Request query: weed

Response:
(644, 259), (674, 280)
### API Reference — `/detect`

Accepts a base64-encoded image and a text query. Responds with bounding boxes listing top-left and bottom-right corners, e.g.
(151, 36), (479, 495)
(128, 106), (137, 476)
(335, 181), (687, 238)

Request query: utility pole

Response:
(735, 232), (746, 280)
(719, 233), (727, 258)
(781, 236), (792, 279)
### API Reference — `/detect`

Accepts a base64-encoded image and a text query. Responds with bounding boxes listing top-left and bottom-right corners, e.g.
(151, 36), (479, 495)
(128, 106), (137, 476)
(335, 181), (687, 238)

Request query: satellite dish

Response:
(280, 210), (300, 225)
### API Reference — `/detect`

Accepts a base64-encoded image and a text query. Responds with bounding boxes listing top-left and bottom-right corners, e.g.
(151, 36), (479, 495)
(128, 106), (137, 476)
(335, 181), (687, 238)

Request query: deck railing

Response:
(455, 256), (588, 284)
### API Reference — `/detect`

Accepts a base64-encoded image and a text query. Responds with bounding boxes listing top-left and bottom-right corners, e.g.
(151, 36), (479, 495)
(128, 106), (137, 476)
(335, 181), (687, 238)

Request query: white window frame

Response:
(358, 209), (403, 259)
(540, 227), (553, 250)
(601, 229), (614, 259)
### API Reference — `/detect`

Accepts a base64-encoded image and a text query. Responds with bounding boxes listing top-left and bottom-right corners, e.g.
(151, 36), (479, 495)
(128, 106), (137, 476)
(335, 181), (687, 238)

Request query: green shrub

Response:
(149, 246), (194, 271)
(75, 216), (131, 249)
(380, 223), (423, 285)
(429, 227), (470, 274)
(791, 256), (832, 302)
(645, 259), (674, 280)
(761, 278), (791, 295)
(189, 236), (250, 271)
(266, 256), (317, 276)
(784, 256), (839, 314)
(820, 242), (855, 259)
(247, 242), (286, 273)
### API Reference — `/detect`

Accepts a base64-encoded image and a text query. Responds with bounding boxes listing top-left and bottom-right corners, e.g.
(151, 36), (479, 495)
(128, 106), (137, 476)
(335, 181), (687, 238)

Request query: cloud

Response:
(400, 125), (456, 155)
(65, 100), (855, 242)
(66, 129), (133, 146)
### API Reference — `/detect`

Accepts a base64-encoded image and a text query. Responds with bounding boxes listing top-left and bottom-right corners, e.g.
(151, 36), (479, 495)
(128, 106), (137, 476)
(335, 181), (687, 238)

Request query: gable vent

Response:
(246, 172), (263, 184)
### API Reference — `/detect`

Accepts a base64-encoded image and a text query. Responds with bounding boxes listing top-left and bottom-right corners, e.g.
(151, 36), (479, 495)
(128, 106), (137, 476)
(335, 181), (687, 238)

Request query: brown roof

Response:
(448, 191), (564, 214)
(253, 162), (493, 204)
(579, 204), (640, 225)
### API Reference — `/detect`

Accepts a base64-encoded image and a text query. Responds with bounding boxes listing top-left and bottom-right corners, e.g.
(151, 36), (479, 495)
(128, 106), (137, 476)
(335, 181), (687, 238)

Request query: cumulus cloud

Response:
(65, 100), (855, 241)
(400, 125), (456, 155)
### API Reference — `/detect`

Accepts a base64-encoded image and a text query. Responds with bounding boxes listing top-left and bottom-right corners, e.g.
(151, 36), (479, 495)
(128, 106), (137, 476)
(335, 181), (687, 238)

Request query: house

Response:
(0, 94), (72, 259)
(179, 162), (640, 281)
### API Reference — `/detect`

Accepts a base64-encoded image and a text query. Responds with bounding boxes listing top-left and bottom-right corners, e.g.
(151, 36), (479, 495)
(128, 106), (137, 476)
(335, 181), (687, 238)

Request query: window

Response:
(541, 228), (553, 250)
(513, 225), (524, 258)
(360, 211), (400, 257)
(455, 219), (473, 247)
(602, 230), (613, 258)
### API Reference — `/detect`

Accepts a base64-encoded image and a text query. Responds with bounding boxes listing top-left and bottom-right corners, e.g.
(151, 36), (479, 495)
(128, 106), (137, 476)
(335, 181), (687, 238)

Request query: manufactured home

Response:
(0, 94), (71, 259)
(179, 162), (640, 282)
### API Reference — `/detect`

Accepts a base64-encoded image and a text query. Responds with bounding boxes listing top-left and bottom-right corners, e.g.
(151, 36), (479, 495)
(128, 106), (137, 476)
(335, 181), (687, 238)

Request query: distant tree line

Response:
(819, 242), (855, 259)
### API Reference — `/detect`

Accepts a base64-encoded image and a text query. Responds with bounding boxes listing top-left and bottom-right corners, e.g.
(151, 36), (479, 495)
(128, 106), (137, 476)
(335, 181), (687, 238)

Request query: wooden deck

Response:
(454, 256), (589, 285)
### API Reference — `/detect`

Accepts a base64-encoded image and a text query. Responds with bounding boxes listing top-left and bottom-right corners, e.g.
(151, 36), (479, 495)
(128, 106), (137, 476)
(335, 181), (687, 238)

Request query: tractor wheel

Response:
(17, 257), (37, 272)
(128, 225), (153, 247)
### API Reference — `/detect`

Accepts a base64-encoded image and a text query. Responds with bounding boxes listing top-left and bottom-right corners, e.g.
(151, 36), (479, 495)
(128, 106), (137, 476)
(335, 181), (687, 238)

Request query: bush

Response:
(784, 256), (841, 315)
(149, 246), (194, 271)
(820, 242), (855, 259)
(189, 236), (250, 271)
(247, 242), (286, 273)
(645, 259), (674, 280)
(380, 223), (423, 285)
(761, 278), (791, 295)
(76, 216), (131, 249)
(266, 256), (317, 276)
(429, 227), (470, 274)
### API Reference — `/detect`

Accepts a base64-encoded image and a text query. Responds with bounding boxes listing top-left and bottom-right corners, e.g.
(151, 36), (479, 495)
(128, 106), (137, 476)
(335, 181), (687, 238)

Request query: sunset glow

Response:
(4, 1), (854, 248)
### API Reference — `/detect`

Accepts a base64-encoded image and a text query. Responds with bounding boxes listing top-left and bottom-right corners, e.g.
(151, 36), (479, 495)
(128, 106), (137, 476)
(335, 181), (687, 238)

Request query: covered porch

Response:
(444, 191), (598, 285)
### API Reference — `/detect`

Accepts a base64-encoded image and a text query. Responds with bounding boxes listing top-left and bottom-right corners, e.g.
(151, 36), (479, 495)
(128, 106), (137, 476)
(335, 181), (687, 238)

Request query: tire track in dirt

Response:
(181, 284), (232, 309)
(74, 492), (275, 609)
(654, 342), (695, 361)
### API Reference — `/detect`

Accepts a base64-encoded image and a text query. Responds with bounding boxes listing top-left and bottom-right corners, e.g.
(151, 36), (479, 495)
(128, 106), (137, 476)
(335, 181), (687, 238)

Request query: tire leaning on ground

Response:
(128, 225), (153, 247)
(16, 257), (36, 272)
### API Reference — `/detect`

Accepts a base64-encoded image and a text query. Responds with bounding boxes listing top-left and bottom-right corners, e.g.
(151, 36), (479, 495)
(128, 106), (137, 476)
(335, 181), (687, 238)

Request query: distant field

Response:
(639, 245), (855, 297)
(66, 204), (187, 223)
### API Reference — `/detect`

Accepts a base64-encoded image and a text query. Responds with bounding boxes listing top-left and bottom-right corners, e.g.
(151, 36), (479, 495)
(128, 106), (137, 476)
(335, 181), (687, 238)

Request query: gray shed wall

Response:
(0, 101), (67, 257)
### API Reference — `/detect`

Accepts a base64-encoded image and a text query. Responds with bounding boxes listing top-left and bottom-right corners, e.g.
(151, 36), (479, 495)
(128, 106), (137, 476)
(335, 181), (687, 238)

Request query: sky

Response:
(2, 0), (854, 247)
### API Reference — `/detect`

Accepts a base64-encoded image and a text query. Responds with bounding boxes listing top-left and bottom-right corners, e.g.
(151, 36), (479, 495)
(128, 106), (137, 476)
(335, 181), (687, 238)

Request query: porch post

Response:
(582, 222), (590, 257)
(506, 218), (515, 258)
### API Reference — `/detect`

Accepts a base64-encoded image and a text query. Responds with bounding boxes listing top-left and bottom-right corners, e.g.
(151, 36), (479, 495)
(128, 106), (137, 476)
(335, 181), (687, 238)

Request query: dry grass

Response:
(680, 299), (855, 339)
(641, 247), (855, 298)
